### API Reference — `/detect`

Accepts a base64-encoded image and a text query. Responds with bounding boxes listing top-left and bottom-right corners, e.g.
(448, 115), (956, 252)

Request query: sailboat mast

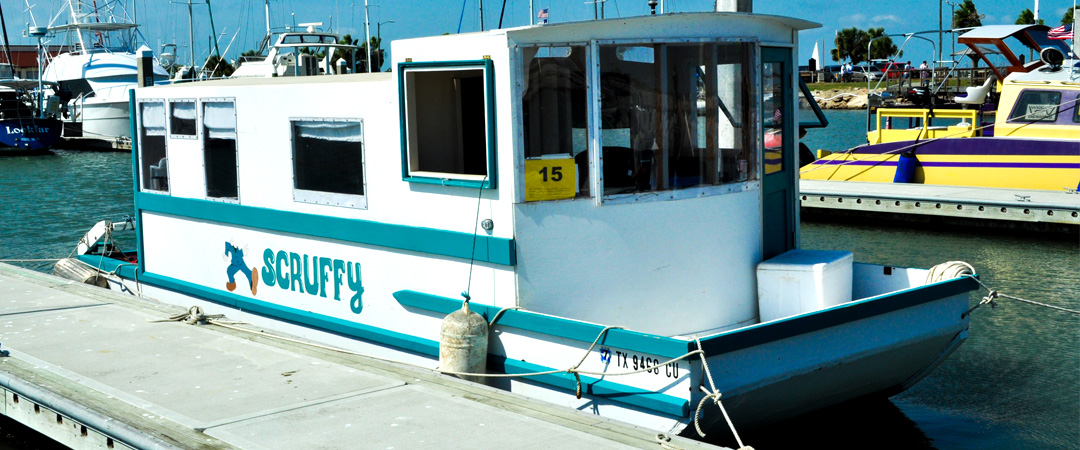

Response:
(0, 3), (15, 75)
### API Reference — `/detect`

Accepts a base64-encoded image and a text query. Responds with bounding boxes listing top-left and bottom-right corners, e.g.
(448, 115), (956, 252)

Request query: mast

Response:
(0, 3), (14, 76)
(364, 0), (371, 73)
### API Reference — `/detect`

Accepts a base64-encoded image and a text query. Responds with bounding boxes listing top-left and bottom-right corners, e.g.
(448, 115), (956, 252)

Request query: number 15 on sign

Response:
(524, 158), (576, 201)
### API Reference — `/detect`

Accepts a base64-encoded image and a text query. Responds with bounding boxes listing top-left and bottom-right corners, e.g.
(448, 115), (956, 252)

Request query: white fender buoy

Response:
(52, 258), (109, 288)
(439, 302), (488, 384)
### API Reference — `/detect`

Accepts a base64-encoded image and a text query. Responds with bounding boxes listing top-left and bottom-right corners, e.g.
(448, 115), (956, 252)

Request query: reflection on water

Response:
(2, 146), (1077, 450)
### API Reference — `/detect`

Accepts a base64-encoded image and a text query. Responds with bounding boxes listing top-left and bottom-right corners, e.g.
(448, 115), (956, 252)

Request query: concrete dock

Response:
(0, 263), (724, 450)
(800, 180), (1080, 234)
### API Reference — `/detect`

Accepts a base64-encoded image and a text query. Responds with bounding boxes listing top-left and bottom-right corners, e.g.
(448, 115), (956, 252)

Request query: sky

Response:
(4, 0), (1078, 69)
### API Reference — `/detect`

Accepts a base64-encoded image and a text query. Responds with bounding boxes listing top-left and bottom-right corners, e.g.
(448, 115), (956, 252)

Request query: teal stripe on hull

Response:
(80, 255), (689, 418)
(135, 193), (517, 266)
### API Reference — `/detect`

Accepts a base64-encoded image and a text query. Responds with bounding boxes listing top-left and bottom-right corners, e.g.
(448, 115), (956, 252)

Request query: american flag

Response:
(1048, 24), (1073, 40)
(538, 8), (549, 24)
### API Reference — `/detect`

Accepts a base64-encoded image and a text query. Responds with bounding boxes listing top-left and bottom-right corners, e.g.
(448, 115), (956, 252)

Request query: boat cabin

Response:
(130, 13), (814, 339)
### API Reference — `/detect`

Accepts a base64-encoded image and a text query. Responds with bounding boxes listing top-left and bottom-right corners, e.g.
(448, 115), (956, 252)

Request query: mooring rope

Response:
(925, 261), (1080, 317)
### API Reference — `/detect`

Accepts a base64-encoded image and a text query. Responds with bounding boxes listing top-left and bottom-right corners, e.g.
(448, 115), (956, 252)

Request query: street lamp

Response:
(944, 0), (957, 58)
(376, 20), (395, 72)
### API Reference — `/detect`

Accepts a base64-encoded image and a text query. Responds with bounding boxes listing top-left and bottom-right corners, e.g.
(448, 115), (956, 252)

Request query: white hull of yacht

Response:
(70, 99), (131, 140)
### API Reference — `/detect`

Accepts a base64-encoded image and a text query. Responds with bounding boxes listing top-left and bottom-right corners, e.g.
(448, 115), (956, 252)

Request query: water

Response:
(1, 132), (1078, 449)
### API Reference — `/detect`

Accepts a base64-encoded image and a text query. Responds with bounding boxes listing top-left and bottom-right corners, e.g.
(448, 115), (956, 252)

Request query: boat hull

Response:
(801, 137), (1080, 191)
(70, 100), (132, 140)
(0, 117), (62, 152)
(69, 253), (976, 436)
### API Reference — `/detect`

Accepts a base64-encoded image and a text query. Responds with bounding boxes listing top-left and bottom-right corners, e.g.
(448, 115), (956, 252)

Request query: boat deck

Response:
(799, 180), (1080, 234)
(0, 263), (723, 450)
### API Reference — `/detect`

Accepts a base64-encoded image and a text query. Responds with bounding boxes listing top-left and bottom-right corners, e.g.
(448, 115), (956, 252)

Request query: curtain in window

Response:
(140, 102), (166, 136)
(171, 101), (196, 120)
(203, 102), (237, 139)
(295, 120), (363, 142)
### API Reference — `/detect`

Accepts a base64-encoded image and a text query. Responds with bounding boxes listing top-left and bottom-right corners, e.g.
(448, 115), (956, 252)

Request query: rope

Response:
(925, 261), (1080, 317)
(461, 175), (489, 305)
(0, 259), (63, 262)
(691, 337), (750, 448)
(655, 433), (686, 450)
(488, 306), (520, 326)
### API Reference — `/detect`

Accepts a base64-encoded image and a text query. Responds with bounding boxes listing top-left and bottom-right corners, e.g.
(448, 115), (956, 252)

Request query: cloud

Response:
(870, 15), (902, 24)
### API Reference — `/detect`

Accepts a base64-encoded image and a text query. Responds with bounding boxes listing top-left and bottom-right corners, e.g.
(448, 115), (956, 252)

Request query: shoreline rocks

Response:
(812, 87), (881, 110)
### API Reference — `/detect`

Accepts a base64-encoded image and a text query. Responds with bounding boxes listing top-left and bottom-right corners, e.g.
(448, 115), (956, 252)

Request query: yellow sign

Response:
(524, 158), (576, 201)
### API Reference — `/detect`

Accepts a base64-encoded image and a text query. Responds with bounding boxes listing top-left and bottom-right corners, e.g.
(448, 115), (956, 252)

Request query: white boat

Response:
(61, 10), (981, 438)
(230, 24), (361, 78)
(41, 1), (169, 140)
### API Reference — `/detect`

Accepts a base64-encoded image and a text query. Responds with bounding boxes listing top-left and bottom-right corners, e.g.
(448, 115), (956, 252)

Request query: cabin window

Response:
(1008, 90), (1061, 123)
(399, 60), (496, 189)
(521, 46), (590, 199)
(598, 42), (754, 197)
(138, 100), (169, 192)
(203, 100), (238, 200)
(169, 99), (197, 137)
(291, 118), (367, 208)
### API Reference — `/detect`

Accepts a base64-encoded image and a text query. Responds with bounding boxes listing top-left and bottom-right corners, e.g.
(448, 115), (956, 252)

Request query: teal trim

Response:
(397, 59), (498, 190)
(129, 91), (145, 277)
(402, 176), (493, 190)
(106, 269), (687, 417)
(135, 193), (517, 266)
(393, 290), (688, 359)
(695, 275), (979, 355)
(75, 255), (139, 280)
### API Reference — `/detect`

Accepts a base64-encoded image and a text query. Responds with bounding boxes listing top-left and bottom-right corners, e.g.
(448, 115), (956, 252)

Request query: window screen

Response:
(170, 100), (197, 137)
(292, 119), (366, 208)
(203, 100), (238, 199)
(138, 100), (169, 192)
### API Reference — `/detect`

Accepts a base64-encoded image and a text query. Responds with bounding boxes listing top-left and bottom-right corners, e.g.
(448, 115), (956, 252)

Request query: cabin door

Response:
(761, 47), (796, 260)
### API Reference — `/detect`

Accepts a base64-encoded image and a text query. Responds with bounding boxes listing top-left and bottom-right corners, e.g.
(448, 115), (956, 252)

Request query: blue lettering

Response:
(318, 257), (332, 298)
(332, 259), (345, 301)
(289, 252), (303, 292)
(275, 250), (289, 290)
(261, 249), (276, 287)
(303, 254), (319, 294)
(347, 262), (364, 314)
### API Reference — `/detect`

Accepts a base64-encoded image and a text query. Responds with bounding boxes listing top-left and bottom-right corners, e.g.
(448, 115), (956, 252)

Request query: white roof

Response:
(958, 25), (1045, 40)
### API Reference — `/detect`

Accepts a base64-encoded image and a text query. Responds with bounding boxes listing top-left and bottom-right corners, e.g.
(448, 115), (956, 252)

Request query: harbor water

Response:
(1, 112), (1077, 449)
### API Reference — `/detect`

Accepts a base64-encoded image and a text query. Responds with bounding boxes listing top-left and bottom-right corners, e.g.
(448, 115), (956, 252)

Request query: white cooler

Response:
(756, 250), (854, 322)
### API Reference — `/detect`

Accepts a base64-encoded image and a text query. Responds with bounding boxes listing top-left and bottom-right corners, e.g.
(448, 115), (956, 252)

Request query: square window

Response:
(170, 100), (197, 137)
(399, 61), (496, 189)
(137, 100), (169, 192)
(292, 118), (367, 208)
(1009, 90), (1062, 123)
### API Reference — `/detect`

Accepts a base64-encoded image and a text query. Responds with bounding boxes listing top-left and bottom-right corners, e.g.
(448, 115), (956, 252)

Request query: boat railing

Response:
(868, 108), (980, 144)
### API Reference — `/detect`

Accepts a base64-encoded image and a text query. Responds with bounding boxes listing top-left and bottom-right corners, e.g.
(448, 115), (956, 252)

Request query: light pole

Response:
(944, 0), (957, 59)
(376, 20), (394, 72)
(938, 0), (942, 64)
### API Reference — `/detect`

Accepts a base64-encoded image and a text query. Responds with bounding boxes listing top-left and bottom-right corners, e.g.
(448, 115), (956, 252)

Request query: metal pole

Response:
(938, 0), (942, 65)
(265, 0), (271, 35)
(479, 0), (484, 31)
(188, 0), (195, 68)
(530, 0), (534, 25)
(364, 0), (371, 73)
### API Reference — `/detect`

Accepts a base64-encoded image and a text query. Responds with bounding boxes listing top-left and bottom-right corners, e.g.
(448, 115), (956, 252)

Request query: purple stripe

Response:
(847, 137), (1080, 156)
(814, 160), (1080, 169)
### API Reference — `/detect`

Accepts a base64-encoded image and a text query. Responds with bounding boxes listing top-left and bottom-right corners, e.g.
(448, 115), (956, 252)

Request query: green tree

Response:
(832, 27), (898, 65)
(1063, 6), (1077, 26)
(1015, 9), (1043, 25)
(953, 0), (983, 29)
(204, 55), (234, 78)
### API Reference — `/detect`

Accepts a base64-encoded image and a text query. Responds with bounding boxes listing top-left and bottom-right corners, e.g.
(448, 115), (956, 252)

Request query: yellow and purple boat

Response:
(801, 25), (1080, 192)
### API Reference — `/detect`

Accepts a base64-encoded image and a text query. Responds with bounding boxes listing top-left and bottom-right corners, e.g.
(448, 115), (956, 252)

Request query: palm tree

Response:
(1063, 6), (1077, 27)
(953, 0), (983, 29)
(1015, 9), (1042, 25)
(832, 27), (862, 64)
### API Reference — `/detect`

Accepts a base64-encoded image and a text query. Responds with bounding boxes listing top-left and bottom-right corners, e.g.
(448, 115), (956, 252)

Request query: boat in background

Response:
(230, 23), (360, 78)
(0, 7), (61, 154)
(801, 24), (1080, 192)
(41, 0), (169, 142)
(59, 10), (982, 438)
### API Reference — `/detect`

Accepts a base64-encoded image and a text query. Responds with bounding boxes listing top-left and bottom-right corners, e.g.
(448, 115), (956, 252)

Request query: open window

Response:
(138, 99), (169, 192)
(291, 118), (367, 208)
(399, 60), (496, 189)
(169, 99), (197, 138)
(203, 99), (238, 200)
(597, 42), (755, 197)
